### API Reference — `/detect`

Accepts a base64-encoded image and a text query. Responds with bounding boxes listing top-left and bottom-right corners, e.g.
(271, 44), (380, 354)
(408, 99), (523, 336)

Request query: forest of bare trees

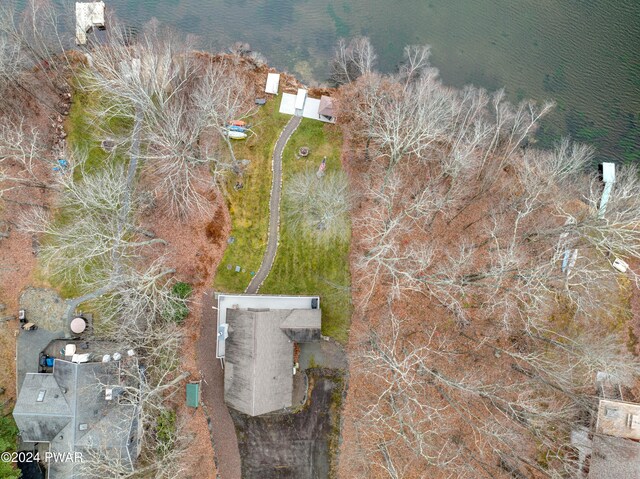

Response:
(0, 2), (256, 476)
(335, 38), (640, 479)
(2, 2), (640, 477)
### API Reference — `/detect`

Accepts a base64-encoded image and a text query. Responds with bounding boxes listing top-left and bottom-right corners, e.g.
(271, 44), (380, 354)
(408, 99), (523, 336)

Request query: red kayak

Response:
(230, 120), (246, 127)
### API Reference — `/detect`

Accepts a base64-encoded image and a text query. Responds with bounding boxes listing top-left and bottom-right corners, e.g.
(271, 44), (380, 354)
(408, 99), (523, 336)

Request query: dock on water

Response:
(75, 1), (105, 45)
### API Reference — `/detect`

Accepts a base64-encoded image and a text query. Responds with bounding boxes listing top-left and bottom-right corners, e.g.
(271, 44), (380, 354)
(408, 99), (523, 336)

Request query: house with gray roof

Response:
(587, 399), (640, 479)
(13, 358), (141, 478)
(222, 300), (321, 417)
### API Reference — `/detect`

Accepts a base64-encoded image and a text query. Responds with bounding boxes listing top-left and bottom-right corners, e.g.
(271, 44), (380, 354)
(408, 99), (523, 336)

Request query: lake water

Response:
(62, 1), (640, 162)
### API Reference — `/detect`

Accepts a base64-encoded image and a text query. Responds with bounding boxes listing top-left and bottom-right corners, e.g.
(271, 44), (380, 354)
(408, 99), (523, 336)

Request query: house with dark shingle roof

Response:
(223, 305), (321, 416)
(13, 358), (141, 478)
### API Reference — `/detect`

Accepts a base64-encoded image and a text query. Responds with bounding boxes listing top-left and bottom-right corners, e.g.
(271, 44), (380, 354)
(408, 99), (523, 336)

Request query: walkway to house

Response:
(246, 115), (302, 294)
(196, 117), (302, 479)
(198, 290), (242, 479)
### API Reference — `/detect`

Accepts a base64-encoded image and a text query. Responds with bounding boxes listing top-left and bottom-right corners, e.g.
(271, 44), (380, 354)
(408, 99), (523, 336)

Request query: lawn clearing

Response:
(213, 95), (290, 292)
(66, 77), (132, 180)
(260, 119), (352, 343)
(54, 77), (133, 299)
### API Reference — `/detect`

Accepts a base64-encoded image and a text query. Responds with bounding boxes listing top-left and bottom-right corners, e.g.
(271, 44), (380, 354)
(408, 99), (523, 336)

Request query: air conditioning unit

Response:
(218, 323), (229, 340)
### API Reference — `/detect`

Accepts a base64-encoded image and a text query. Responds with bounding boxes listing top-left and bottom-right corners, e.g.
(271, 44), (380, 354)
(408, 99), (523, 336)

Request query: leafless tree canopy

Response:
(331, 36), (377, 86)
(17, 150), (189, 473)
(1, 7), (235, 476)
(82, 18), (254, 217)
(0, 0), (76, 113)
(339, 37), (640, 479)
(285, 169), (351, 242)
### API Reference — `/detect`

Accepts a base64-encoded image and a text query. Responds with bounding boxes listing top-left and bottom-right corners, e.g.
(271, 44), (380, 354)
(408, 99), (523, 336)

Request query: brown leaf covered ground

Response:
(333, 76), (640, 479)
(146, 196), (230, 478)
(0, 70), (67, 404)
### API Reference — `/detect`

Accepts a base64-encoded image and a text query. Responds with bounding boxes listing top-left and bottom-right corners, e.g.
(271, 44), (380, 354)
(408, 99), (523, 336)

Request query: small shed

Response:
(75, 1), (105, 45)
(186, 381), (201, 408)
(596, 399), (640, 440)
(588, 399), (640, 479)
(265, 73), (280, 95)
(318, 96), (336, 123)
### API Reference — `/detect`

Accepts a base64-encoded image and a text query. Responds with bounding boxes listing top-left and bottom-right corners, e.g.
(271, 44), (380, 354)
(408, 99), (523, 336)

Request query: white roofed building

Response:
(279, 89), (337, 123)
(75, 2), (105, 45)
(265, 73), (280, 94)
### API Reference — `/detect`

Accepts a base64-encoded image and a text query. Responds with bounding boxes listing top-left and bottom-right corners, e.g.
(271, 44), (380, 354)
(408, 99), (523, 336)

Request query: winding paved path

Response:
(246, 115), (302, 294)
(64, 109), (143, 323)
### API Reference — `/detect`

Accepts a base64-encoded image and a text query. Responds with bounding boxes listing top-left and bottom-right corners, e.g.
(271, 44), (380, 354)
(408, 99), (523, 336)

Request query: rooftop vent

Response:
(36, 390), (46, 402)
(605, 407), (619, 418)
(78, 423), (88, 431)
(627, 414), (640, 430)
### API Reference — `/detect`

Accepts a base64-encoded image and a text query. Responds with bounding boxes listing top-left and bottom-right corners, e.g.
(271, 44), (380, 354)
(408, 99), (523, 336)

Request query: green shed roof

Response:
(186, 382), (200, 408)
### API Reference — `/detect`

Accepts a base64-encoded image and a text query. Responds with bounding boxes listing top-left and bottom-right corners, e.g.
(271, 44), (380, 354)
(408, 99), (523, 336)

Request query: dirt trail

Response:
(246, 115), (302, 293)
(197, 290), (242, 479)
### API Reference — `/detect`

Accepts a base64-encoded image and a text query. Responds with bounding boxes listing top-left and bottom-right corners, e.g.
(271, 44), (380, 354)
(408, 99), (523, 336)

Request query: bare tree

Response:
(0, 117), (53, 195)
(20, 157), (165, 285)
(343, 42), (640, 479)
(83, 20), (253, 217)
(78, 351), (189, 479)
(397, 44), (432, 85)
(0, 0), (76, 112)
(352, 307), (640, 479)
(331, 36), (377, 85)
(285, 168), (351, 242)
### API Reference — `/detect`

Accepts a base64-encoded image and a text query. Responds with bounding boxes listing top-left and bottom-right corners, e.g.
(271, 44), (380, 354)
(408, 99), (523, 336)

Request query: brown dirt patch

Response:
(628, 260), (640, 354)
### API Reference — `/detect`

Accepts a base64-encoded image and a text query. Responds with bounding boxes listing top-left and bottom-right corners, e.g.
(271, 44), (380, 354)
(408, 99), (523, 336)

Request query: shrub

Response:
(164, 282), (193, 324)
(0, 414), (20, 479)
(156, 409), (177, 455)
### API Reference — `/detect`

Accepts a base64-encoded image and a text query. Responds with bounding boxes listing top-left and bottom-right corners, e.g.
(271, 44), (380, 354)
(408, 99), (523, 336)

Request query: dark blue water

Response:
(31, 1), (640, 161)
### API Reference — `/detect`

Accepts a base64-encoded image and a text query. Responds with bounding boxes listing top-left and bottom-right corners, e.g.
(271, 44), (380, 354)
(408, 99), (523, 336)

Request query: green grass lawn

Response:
(213, 95), (290, 292)
(55, 77), (133, 299)
(260, 119), (352, 343)
(54, 81), (110, 298)
(66, 79), (132, 180)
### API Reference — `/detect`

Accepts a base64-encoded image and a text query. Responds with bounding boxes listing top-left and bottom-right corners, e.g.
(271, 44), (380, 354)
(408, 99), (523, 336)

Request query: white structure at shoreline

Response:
(265, 73), (280, 94)
(279, 88), (336, 123)
(75, 1), (105, 45)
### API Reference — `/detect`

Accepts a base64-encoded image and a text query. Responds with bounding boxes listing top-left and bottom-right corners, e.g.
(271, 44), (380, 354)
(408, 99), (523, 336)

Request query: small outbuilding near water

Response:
(318, 96), (336, 123)
(265, 73), (280, 94)
(279, 90), (336, 123)
(75, 1), (105, 45)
